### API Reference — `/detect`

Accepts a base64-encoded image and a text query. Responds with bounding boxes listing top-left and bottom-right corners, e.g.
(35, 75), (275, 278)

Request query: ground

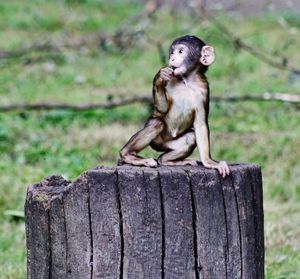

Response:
(0, 1), (300, 278)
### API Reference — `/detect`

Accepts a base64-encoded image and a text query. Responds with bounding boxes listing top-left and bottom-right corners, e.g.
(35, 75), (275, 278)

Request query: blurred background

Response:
(0, 0), (300, 278)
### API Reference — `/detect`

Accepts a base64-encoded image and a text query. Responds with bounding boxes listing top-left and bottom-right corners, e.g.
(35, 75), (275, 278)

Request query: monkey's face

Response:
(168, 44), (190, 76)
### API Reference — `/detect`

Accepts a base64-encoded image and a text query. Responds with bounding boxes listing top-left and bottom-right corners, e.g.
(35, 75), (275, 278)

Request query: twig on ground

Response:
(0, 96), (152, 112)
(200, 11), (300, 75)
(0, 0), (162, 60)
(212, 92), (300, 103)
(0, 93), (299, 113)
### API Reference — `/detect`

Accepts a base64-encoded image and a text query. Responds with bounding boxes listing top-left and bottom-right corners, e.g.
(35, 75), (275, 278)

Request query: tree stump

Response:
(25, 164), (264, 279)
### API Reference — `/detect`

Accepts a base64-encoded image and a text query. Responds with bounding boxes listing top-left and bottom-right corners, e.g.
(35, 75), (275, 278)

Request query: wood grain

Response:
(25, 164), (264, 279)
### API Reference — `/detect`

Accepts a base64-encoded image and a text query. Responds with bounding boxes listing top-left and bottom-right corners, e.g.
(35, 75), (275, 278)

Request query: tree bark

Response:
(25, 164), (264, 279)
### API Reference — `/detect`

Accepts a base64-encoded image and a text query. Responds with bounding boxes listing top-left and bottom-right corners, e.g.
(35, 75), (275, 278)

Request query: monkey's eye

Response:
(179, 49), (183, 54)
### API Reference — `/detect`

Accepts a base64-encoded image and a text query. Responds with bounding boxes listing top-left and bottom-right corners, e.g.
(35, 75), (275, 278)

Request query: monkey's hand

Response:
(155, 67), (174, 86)
(202, 159), (230, 178)
(173, 65), (187, 77)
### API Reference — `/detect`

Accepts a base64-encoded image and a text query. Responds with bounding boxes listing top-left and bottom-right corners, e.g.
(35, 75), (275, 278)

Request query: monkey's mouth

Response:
(168, 60), (179, 68)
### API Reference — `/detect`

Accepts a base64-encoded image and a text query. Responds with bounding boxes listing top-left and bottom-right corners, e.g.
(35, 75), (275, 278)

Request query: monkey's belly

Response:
(164, 109), (194, 138)
(164, 84), (201, 138)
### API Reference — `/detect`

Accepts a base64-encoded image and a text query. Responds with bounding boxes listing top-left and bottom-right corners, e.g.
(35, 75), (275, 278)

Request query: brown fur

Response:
(119, 35), (229, 177)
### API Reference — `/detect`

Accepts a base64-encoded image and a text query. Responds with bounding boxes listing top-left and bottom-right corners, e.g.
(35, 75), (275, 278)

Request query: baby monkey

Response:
(119, 35), (229, 177)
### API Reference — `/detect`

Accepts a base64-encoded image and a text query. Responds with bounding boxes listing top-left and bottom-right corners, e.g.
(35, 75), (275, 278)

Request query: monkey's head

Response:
(168, 35), (215, 76)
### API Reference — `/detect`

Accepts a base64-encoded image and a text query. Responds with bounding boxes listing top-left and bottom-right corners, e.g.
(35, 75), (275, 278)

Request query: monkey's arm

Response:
(194, 106), (230, 177)
(152, 67), (173, 113)
(194, 109), (214, 164)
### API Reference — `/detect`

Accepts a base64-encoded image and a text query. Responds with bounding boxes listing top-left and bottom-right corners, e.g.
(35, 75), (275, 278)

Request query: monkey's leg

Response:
(119, 118), (164, 167)
(158, 131), (197, 166)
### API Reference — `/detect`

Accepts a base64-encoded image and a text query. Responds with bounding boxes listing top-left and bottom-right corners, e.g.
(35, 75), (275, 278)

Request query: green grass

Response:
(0, 1), (300, 278)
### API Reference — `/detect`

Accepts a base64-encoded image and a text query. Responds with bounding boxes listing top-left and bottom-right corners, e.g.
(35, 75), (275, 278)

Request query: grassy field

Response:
(0, 1), (300, 278)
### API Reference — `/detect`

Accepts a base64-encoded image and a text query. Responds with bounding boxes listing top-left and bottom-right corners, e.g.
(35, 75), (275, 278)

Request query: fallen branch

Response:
(0, 96), (152, 112)
(212, 92), (300, 103)
(201, 11), (300, 75)
(0, 0), (161, 60)
(0, 34), (109, 59)
(0, 93), (299, 113)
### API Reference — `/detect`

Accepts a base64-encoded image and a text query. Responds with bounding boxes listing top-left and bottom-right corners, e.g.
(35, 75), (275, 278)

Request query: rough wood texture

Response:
(25, 163), (264, 279)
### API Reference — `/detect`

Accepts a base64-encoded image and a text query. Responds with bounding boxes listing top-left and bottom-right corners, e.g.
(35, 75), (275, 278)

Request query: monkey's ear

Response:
(200, 45), (215, 66)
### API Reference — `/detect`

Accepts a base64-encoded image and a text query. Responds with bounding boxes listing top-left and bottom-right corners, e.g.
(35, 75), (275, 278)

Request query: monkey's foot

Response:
(118, 156), (158, 168)
(159, 159), (198, 166)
